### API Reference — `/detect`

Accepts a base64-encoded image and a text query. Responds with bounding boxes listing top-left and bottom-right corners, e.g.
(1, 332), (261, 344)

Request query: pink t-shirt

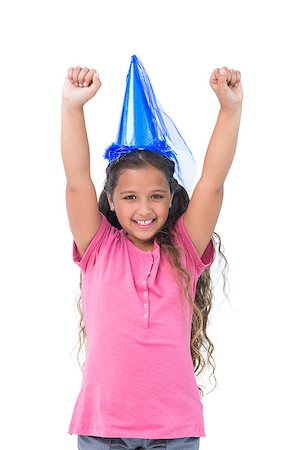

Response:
(68, 212), (215, 439)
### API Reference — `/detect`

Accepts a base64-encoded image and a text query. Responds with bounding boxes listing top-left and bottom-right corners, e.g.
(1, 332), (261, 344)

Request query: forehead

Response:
(115, 166), (169, 190)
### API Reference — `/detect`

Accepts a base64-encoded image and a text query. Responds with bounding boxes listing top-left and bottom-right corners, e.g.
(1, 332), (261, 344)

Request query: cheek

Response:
(157, 201), (171, 214)
(116, 202), (134, 215)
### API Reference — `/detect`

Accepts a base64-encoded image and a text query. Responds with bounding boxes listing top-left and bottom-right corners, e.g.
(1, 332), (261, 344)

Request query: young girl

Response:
(61, 58), (243, 450)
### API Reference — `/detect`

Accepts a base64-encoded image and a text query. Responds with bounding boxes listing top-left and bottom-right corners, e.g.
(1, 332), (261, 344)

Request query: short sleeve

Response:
(174, 212), (215, 275)
(72, 212), (111, 273)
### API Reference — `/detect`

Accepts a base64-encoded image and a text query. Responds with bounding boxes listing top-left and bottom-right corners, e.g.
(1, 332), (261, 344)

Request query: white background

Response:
(1, 0), (299, 449)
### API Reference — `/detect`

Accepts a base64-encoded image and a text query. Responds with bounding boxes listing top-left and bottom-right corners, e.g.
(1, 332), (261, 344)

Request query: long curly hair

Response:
(73, 150), (229, 398)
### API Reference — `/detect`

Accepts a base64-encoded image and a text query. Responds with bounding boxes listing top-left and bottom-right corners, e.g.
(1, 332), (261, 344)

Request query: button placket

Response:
(142, 257), (153, 329)
(142, 295), (149, 326)
(143, 289), (149, 322)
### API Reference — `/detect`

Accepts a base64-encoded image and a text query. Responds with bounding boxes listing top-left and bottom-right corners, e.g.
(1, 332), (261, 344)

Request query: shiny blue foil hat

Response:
(103, 55), (197, 194)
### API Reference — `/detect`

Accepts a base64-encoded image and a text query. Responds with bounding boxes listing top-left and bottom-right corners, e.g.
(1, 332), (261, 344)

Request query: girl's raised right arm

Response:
(61, 66), (102, 259)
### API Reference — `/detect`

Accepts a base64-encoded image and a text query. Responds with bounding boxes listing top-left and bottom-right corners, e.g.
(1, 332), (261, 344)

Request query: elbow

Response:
(199, 179), (224, 193)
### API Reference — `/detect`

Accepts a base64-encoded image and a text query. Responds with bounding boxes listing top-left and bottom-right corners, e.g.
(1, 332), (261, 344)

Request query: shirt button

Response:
(146, 271), (150, 275)
(142, 280), (146, 285)
(144, 314), (148, 318)
(144, 304), (148, 308)
(144, 291), (148, 296)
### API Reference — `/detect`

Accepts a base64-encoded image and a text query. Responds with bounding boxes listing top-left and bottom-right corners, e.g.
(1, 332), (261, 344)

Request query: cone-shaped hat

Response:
(104, 55), (197, 194)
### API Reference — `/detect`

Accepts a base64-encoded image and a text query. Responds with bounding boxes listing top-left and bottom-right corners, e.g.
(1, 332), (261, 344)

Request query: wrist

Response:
(219, 103), (242, 115)
(61, 99), (84, 112)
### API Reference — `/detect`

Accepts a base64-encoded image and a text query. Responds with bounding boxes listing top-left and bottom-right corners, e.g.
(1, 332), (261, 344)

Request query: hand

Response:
(209, 67), (243, 110)
(62, 66), (102, 107)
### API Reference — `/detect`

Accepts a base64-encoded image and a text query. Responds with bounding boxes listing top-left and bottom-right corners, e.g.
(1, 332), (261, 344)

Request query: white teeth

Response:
(135, 220), (153, 225)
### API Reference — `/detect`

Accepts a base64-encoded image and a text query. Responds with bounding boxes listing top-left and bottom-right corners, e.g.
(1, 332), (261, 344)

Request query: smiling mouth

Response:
(133, 219), (155, 225)
(133, 219), (156, 228)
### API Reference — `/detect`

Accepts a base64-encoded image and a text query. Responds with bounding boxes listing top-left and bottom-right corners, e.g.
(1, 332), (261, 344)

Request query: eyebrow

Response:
(120, 189), (168, 195)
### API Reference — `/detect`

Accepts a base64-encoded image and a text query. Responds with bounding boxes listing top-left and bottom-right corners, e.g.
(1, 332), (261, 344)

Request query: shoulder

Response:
(73, 212), (123, 273)
(172, 213), (215, 274)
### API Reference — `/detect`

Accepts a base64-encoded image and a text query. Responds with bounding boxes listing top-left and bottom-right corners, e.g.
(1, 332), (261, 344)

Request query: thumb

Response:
(93, 71), (101, 83)
(218, 67), (228, 84)
(89, 71), (102, 93)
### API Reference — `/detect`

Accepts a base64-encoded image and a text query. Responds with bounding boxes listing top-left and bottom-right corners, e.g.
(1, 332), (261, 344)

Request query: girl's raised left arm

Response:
(184, 67), (243, 259)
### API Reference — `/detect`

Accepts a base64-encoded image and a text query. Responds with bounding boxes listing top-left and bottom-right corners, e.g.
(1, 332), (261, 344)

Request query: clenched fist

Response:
(62, 66), (102, 108)
(209, 67), (243, 110)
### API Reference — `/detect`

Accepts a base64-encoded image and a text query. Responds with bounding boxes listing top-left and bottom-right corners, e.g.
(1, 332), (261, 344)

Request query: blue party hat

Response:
(104, 55), (197, 194)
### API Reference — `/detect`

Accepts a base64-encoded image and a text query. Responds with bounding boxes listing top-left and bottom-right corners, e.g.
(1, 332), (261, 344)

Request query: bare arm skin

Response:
(61, 67), (102, 258)
(184, 67), (243, 259)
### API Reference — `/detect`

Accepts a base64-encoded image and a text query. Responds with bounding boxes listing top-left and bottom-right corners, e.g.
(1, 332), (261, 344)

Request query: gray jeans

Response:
(77, 436), (200, 450)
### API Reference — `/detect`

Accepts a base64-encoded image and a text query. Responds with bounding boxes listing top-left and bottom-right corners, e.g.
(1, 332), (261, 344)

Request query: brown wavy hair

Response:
(73, 150), (229, 398)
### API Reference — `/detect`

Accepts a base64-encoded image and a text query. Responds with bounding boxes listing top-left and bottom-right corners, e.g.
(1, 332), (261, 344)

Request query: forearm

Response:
(200, 105), (242, 189)
(61, 100), (92, 188)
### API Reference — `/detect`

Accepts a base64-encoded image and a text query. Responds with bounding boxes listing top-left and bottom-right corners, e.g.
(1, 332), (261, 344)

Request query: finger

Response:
(212, 68), (220, 81)
(67, 67), (74, 83)
(217, 67), (232, 86)
(77, 67), (90, 86)
(228, 69), (237, 87)
(222, 67), (232, 84)
(92, 71), (102, 87)
(217, 67), (231, 86)
(73, 66), (82, 86)
(235, 70), (241, 86)
(210, 68), (223, 84)
(82, 68), (97, 87)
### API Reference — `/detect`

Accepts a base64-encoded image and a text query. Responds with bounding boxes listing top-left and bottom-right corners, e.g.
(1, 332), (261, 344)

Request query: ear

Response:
(169, 193), (174, 208)
(106, 192), (115, 211)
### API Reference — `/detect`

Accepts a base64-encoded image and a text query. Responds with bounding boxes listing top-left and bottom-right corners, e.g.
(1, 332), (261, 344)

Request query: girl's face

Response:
(107, 165), (173, 251)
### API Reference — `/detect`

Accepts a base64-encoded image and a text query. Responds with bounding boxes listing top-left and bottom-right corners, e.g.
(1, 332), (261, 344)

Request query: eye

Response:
(123, 194), (163, 200)
(152, 194), (163, 199)
(123, 195), (136, 200)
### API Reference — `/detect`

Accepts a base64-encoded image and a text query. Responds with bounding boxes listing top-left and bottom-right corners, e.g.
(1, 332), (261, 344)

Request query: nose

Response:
(137, 198), (153, 216)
